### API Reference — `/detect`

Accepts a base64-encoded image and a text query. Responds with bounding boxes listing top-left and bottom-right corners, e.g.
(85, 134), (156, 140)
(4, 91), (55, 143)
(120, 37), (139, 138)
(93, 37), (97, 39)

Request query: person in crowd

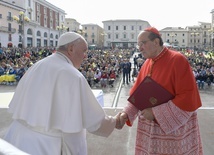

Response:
(196, 71), (206, 89)
(100, 70), (108, 88)
(131, 67), (138, 82)
(121, 58), (131, 85)
(116, 27), (203, 155)
(93, 68), (101, 86)
(0, 63), (5, 76)
(133, 55), (138, 68)
(205, 69), (214, 87)
(86, 67), (94, 87)
(3, 32), (120, 155)
(127, 59), (132, 83)
(108, 69), (116, 87)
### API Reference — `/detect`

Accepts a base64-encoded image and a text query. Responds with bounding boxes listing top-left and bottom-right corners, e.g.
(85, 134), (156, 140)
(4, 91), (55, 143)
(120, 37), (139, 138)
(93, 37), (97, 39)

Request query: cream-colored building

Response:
(160, 22), (212, 50)
(0, 1), (24, 48)
(160, 27), (189, 48)
(102, 19), (150, 49)
(81, 24), (104, 49)
(64, 18), (80, 33)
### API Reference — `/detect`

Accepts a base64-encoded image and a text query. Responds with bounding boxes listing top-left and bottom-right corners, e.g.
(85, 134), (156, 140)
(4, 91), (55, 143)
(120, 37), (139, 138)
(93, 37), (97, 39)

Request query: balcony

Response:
(7, 16), (13, 21)
(120, 38), (129, 41)
(0, 26), (16, 33)
(91, 34), (95, 38)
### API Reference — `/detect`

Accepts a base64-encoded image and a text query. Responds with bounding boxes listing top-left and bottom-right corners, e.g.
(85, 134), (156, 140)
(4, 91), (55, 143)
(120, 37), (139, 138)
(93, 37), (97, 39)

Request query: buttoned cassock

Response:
(124, 47), (203, 155)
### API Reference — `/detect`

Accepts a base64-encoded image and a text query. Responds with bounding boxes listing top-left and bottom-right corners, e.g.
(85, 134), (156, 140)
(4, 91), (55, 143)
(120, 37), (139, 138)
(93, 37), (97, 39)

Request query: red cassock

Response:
(124, 47), (203, 155)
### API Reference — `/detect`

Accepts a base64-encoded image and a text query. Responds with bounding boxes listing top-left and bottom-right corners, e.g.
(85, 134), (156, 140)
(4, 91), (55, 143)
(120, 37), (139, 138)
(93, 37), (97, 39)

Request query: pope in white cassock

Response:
(3, 32), (120, 155)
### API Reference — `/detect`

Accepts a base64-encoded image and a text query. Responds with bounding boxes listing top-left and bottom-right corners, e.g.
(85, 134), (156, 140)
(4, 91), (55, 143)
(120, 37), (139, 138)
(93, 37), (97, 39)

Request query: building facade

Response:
(81, 24), (104, 49)
(64, 18), (80, 33)
(102, 19), (150, 49)
(160, 22), (213, 50)
(0, 0), (66, 48)
(0, 1), (24, 48)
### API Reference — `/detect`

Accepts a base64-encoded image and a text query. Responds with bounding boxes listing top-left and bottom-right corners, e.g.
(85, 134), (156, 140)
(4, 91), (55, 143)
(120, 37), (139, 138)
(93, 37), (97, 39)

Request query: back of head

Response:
(57, 32), (86, 51)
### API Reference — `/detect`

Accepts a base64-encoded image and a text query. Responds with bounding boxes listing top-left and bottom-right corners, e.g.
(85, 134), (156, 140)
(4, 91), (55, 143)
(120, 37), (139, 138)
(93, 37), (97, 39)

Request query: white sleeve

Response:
(87, 115), (116, 137)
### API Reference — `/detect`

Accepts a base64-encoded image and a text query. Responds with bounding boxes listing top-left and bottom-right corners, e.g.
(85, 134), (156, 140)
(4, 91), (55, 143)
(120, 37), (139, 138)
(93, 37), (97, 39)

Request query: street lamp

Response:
(13, 11), (30, 48)
(191, 31), (199, 52)
(77, 29), (85, 36)
(56, 23), (68, 36)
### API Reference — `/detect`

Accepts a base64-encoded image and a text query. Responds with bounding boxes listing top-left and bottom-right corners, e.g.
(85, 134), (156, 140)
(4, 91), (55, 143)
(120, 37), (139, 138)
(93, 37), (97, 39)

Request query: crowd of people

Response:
(0, 46), (135, 88)
(0, 29), (214, 155)
(0, 44), (214, 90)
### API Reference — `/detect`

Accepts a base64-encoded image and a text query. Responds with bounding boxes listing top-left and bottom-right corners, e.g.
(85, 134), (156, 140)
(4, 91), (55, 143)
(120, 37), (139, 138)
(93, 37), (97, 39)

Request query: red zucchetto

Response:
(144, 27), (161, 36)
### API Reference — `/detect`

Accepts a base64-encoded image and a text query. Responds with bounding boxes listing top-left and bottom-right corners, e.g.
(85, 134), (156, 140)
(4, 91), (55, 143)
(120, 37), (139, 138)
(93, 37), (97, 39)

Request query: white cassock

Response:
(4, 52), (116, 155)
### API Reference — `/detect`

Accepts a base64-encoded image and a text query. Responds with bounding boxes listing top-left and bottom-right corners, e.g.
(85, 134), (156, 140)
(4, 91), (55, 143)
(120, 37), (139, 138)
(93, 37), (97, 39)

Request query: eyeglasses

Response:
(136, 40), (150, 49)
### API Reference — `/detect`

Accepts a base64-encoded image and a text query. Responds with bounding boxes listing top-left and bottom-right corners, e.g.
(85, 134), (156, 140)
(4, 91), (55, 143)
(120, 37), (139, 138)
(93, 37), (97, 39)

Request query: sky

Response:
(46, 0), (214, 30)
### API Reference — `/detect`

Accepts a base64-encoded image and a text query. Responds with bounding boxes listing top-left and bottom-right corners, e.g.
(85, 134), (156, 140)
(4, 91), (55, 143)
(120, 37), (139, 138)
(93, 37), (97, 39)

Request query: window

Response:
(27, 29), (32, 35)
(8, 12), (11, 17)
(37, 15), (40, 23)
(37, 31), (41, 36)
(18, 25), (22, 33)
(44, 7), (47, 15)
(116, 34), (118, 39)
(123, 34), (126, 38)
(108, 34), (111, 39)
(7, 12), (12, 21)
(19, 35), (22, 42)
(44, 32), (47, 38)
(8, 23), (11, 32)
(37, 4), (40, 11)
(50, 10), (52, 18)
(44, 18), (47, 26)
(28, 12), (32, 19)
(116, 26), (118, 30)
(124, 26), (126, 30)
(92, 33), (95, 38)
(0, 14), (2, 18)
(28, 0), (31, 7)
(131, 33), (134, 39)
(108, 26), (111, 30)
(131, 26), (134, 30)
(139, 26), (142, 30)
(8, 34), (12, 41)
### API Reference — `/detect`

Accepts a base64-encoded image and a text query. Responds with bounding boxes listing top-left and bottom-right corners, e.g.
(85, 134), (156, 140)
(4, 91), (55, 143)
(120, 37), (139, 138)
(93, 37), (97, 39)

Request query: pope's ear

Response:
(68, 44), (74, 53)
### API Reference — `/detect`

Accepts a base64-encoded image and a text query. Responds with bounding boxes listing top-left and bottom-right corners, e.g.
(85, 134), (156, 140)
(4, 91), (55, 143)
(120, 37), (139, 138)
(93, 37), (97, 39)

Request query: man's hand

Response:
(114, 112), (128, 130)
(139, 108), (155, 121)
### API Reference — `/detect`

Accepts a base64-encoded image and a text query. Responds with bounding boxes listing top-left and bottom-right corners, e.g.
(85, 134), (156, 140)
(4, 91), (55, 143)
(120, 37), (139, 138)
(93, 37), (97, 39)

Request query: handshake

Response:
(114, 112), (128, 130)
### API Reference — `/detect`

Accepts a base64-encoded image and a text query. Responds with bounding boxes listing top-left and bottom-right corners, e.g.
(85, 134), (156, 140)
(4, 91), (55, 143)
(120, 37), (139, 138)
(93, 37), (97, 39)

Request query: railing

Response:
(7, 16), (13, 21)
(0, 26), (16, 33)
(112, 76), (123, 109)
(120, 38), (129, 41)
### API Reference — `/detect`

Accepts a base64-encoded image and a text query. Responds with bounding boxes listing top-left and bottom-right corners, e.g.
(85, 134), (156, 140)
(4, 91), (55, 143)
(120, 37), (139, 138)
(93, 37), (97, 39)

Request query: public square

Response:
(0, 79), (214, 155)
